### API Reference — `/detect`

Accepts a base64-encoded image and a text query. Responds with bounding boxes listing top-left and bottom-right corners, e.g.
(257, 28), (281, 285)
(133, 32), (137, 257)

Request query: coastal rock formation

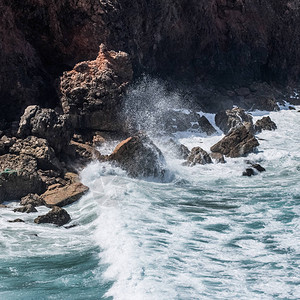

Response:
(254, 116), (277, 133)
(59, 44), (133, 132)
(34, 206), (71, 226)
(20, 193), (45, 207)
(13, 204), (37, 213)
(215, 107), (253, 134)
(211, 125), (259, 158)
(0, 154), (44, 202)
(41, 182), (89, 207)
(109, 133), (167, 178)
(186, 147), (212, 166)
(17, 105), (72, 153)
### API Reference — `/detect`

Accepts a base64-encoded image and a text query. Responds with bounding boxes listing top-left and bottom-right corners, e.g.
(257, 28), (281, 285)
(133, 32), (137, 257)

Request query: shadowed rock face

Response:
(1, 0), (300, 123)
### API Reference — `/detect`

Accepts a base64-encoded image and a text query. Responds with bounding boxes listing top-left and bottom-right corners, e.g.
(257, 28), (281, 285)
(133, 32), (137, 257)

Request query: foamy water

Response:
(0, 103), (299, 299)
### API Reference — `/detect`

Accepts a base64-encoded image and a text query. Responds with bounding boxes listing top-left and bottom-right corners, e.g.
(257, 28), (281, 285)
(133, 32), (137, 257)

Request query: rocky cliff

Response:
(1, 0), (300, 123)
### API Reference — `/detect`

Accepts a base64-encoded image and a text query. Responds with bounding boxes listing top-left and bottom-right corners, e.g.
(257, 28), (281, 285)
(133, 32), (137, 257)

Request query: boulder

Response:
(242, 168), (255, 177)
(197, 116), (217, 135)
(13, 204), (37, 213)
(109, 133), (167, 178)
(210, 152), (225, 164)
(215, 107), (253, 134)
(34, 206), (71, 226)
(20, 193), (45, 207)
(210, 125), (259, 158)
(186, 147), (212, 166)
(17, 105), (72, 153)
(254, 116), (277, 133)
(9, 136), (62, 171)
(0, 154), (44, 203)
(59, 44), (133, 133)
(41, 182), (89, 207)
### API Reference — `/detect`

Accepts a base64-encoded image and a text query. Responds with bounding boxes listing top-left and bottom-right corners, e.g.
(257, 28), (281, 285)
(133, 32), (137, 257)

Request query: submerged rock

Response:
(242, 168), (255, 177)
(109, 133), (167, 178)
(215, 107), (253, 134)
(254, 116), (277, 133)
(210, 125), (259, 158)
(34, 206), (71, 226)
(186, 147), (212, 166)
(41, 182), (89, 208)
(8, 218), (25, 223)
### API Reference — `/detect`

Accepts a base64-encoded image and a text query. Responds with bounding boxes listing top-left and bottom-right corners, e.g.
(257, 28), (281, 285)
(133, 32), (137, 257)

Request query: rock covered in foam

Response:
(109, 133), (167, 178)
(185, 147), (212, 166)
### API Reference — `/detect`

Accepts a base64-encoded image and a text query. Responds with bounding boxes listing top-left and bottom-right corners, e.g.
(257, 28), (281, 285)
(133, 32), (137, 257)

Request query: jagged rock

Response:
(245, 161), (266, 172)
(109, 133), (167, 178)
(59, 45), (133, 132)
(20, 193), (45, 207)
(13, 204), (37, 213)
(254, 116), (277, 133)
(0, 154), (44, 203)
(166, 139), (190, 159)
(9, 136), (62, 171)
(37, 170), (63, 188)
(215, 107), (253, 134)
(64, 172), (80, 184)
(210, 152), (225, 164)
(34, 206), (71, 226)
(210, 125), (259, 158)
(8, 218), (25, 223)
(198, 116), (217, 135)
(41, 182), (89, 207)
(243, 168), (255, 177)
(17, 106), (72, 153)
(186, 147), (212, 166)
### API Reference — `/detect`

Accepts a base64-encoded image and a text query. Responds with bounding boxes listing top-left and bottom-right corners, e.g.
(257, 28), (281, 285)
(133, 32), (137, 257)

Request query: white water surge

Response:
(79, 104), (300, 299)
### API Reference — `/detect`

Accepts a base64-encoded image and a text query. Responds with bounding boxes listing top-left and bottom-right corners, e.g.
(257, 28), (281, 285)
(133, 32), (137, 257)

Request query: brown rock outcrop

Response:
(41, 182), (89, 207)
(211, 125), (259, 158)
(34, 206), (71, 226)
(186, 147), (212, 166)
(59, 45), (133, 132)
(109, 133), (167, 178)
(254, 116), (277, 133)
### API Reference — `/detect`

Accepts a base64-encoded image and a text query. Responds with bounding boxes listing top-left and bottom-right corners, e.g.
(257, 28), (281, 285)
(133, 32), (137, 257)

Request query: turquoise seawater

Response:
(0, 107), (299, 299)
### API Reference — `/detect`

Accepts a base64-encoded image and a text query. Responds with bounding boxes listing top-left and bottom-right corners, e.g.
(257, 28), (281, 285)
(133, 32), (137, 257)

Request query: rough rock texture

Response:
(109, 133), (167, 178)
(2, 0), (300, 124)
(254, 116), (277, 133)
(41, 182), (89, 207)
(211, 125), (259, 158)
(186, 147), (212, 166)
(34, 206), (71, 226)
(9, 136), (62, 171)
(20, 193), (45, 207)
(17, 105), (72, 153)
(215, 107), (253, 134)
(13, 204), (37, 213)
(0, 154), (44, 203)
(59, 44), (133, 132)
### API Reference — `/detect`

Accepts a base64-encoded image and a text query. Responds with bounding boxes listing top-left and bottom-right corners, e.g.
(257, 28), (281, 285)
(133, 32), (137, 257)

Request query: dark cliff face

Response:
(1, 0), (300, 123)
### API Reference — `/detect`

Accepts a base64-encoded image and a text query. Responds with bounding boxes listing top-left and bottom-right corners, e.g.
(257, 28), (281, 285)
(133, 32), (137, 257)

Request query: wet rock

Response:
(245, 161), (266, 172)
(163, 110), (196, 132)
(13, 204), (37, 213)
(242, 168), (255, 177)
(59, 45), (133, 133)
(186, 147), (212, 166)
(215, 107), (253, 134)
(166, 139), (190, 160)
(20, 193), (45, 207)
(34, 206), (71, 226)
(0, 154), (44, 203)
(289, 106), (296, 110)
(210, 152), (225, 164)
(210, 125), (259, 158)
(41, 182), (89, 207)
(198, 116), (217, 135)
(9, 136), (62, 171)
(8, 218), (24, 223)
(109, 133), (167, 178)
(17, 105), (72, 153)
(254, 116), (277, 133)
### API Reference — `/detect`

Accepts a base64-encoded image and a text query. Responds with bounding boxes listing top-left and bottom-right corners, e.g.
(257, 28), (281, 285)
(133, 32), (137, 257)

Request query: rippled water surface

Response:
(0, 107), (299, 299)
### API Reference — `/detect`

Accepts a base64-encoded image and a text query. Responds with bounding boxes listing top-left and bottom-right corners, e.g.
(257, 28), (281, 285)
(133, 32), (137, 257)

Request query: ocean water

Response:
(0, 102), (299, 299)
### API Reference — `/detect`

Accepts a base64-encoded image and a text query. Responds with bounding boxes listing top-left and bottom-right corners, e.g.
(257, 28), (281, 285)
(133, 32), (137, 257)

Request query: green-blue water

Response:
(0, 107), (299, 299)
